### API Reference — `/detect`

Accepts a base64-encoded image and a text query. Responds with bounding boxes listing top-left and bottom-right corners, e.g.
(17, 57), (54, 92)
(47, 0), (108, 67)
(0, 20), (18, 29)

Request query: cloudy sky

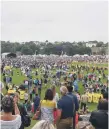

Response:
(1, 1), (108, 42)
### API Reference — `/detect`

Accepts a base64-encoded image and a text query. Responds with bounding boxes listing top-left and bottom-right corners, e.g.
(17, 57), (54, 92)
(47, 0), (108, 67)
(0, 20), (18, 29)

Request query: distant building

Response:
(91, 47), (108, 55)
(86, 42), (97, 47)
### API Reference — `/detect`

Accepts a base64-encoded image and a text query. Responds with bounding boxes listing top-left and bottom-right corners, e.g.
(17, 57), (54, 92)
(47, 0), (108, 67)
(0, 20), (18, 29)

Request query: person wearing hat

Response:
(56, 86), (75, 129)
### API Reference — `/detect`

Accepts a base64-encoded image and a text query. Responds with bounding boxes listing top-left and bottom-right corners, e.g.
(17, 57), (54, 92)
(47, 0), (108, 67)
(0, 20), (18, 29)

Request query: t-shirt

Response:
(1, 115), (21, 129)
(57, 95), (74, 119)
(41, 100), (56, 123)
(81, 94), (88, 104)
(38, 80), (42, 85)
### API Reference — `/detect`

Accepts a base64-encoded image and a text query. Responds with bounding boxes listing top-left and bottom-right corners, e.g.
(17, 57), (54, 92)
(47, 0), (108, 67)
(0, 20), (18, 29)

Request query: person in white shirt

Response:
(0, 95), (21, 129)
(51, 86), (59, 107)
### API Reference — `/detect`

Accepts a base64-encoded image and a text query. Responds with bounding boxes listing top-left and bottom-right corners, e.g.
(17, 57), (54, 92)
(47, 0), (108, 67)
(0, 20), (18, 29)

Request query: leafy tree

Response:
(96, 42), (103, 47)
(1, 40), (104, 55)
(21, 46), (33, 55)
(99, 48), (106, 55)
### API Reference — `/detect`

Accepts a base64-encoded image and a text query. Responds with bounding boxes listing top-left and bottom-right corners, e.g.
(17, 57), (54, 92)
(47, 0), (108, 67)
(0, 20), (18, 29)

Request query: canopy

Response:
(73, 54), (80, 57)
(7, 53), (17, 58)
(83, 54), (89, 57)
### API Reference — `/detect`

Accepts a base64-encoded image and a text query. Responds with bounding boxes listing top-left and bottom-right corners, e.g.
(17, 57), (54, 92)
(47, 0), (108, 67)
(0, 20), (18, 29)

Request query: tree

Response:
(0, 40), (104, 56)
(96, 42), (103, 47)
(21, 46), (33, 55)
(99, 48), (106, 55)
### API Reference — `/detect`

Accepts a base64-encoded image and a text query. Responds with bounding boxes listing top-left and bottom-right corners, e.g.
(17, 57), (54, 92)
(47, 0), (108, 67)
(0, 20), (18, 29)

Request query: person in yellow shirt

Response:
(88, 93), (93, 103)
(92, 93), (98, 103)
(40, 89), (56, 124)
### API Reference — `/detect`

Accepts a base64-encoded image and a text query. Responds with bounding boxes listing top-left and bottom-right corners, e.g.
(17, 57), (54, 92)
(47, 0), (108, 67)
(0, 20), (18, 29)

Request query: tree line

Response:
(1, 41), (107, 56)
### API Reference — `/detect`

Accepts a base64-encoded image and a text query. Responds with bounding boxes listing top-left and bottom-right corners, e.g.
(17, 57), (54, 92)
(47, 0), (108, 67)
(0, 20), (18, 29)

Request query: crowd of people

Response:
(0, 55), (108, 129)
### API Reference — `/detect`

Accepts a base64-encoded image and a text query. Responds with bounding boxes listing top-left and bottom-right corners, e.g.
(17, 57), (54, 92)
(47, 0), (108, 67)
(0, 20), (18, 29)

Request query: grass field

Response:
(1, 62), (108, 129)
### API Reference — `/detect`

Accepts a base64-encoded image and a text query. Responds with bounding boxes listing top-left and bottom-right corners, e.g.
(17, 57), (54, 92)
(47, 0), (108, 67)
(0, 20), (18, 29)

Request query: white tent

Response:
(2, 53), (10, 58)
(63, 54), (68, 57)
(73, 54), (80, 57)
(83, 54), (89, 57)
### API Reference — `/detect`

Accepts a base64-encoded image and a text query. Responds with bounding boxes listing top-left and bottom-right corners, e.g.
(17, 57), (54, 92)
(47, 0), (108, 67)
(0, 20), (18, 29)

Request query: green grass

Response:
(1, 62), (108, 129)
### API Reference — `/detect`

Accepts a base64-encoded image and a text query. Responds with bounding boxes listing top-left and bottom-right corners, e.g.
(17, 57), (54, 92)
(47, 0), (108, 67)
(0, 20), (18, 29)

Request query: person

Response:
(89, 99), (108, 129)
(73, 78), (78, 92)
(28, 76), (33, 94)
(11, 70), (13, 76)
(32, 120), (55, 129)
(3, 76), (6, 83)
(24, 89), (29, 103)
(67, 86), (79, 129)
(24, 100), (32, 117)
(51, 86), (59, 124)
(33, 94), (40, 114)
(0, 95), (21, 129)
(75, 92), (81, 104)
(56, 86), (75, 129)
(0, 92), (4, 111)
(38, 79), (42, 97)
(97, 91), (108, 109)
(12, 92), (28, 129)
(30, 89), (33, 102)
(51, 86), (59, 107)
(10, 76), (12, 83)
(44, 78), (47, 86)
(34, 78), (39, 93)
(32, 87), (37, 98)
(40, 89), (56, 124)
(103, 91), (108, 100)
(24, 80), (29, 89)
(34, 78), (39, 87)
(80, 92), (88, 112)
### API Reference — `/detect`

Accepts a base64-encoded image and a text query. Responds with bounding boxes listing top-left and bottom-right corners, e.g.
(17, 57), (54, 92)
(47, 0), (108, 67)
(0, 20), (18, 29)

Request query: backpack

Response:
(21, 114), (31, 127)
(18, 103), (31, 127)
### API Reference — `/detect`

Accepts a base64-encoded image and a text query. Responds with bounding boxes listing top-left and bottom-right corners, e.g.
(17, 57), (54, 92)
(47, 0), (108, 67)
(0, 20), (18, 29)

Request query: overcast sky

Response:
(1, 1), (108, 42)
